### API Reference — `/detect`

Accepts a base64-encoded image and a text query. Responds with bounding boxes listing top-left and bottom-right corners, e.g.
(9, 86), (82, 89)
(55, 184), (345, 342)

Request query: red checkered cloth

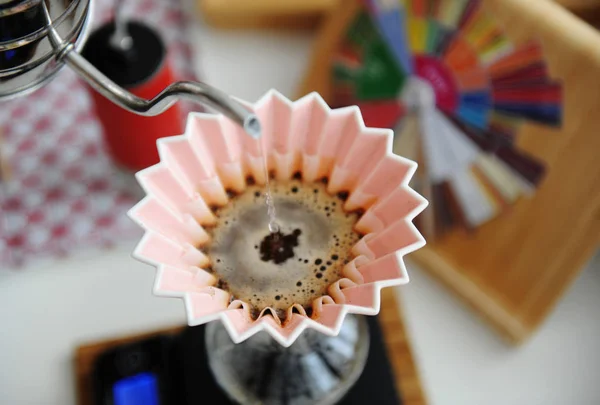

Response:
(0, 0), (200, 268)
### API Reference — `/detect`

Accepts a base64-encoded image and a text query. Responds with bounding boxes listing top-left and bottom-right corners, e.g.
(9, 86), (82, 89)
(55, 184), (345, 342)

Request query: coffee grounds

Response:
(259, 229), (301, 265)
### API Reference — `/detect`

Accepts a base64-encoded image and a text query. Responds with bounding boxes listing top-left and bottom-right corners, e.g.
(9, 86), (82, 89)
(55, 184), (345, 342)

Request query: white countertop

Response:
(1, 15), (600, 405)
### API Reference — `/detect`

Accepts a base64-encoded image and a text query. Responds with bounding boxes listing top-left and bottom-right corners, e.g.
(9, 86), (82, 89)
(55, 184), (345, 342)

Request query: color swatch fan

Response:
(331, 0), (563, 238)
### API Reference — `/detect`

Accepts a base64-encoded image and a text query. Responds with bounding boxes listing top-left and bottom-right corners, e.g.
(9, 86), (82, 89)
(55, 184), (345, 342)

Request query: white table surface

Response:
(2, 15), (600, 405)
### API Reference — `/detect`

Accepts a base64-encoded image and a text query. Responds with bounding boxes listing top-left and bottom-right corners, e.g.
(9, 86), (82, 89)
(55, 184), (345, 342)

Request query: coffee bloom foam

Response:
(128, 90), (428, 347)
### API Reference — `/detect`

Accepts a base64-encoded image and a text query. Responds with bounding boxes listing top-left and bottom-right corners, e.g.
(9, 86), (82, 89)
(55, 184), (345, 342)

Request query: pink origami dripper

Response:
(128, 90), (428, 347)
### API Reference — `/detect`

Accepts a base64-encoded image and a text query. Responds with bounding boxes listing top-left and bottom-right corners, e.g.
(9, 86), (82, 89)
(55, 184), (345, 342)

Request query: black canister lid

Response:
(81, 21), (165, 88)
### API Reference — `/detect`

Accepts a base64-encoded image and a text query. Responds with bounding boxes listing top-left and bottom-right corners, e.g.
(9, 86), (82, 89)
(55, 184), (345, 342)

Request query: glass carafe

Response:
(205, 315), (370, 405)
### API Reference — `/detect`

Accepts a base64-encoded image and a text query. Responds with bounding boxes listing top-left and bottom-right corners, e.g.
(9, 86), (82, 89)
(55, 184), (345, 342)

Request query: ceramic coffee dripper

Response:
(129, 90), (428, 404)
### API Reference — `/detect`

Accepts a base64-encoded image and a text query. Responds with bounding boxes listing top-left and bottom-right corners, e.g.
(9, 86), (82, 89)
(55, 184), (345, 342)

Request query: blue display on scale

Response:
(113, 372), (159, 405)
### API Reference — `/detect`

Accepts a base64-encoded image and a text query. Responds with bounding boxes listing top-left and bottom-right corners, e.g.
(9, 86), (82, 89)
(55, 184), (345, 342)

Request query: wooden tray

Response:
(298, 0), (600, 344)
(75, 289), (426, 405)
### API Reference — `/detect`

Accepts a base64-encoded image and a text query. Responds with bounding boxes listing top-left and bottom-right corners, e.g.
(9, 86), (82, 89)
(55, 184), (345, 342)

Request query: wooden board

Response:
(298, 0), (600, 344)
(554, 0), (600, 12)
(380, 289), (428, 405)
(198, 0), (339, 30)
(75, 289), (426, 405)
(553, 0), (600, 26)
(197, 0), (600, 31)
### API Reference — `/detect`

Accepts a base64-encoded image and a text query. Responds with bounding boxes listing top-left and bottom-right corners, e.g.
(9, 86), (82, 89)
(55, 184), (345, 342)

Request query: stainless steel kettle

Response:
(0, 0), (260, 137)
